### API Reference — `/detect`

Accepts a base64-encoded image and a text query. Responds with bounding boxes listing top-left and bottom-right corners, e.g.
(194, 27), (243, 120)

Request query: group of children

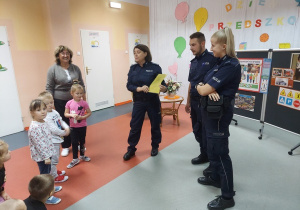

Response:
(0, 83), (92, 208)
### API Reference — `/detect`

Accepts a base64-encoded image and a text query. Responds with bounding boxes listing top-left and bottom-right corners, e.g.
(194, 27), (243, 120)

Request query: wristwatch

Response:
(195, 82), (204, 89)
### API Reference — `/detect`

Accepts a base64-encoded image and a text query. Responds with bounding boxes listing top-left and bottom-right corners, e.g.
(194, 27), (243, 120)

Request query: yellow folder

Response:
(149, 74), (167, 94)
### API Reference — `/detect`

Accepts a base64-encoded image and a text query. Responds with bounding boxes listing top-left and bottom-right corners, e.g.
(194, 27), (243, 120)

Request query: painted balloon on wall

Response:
(175, 2), (189, 23)
(194, 8), (208, 32)
(174, 37), (186, 58)
(168, 62), (178, 76)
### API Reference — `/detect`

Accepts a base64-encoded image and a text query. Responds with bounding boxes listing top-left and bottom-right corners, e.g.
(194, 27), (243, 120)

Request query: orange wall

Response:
(0, 0), (149, 127)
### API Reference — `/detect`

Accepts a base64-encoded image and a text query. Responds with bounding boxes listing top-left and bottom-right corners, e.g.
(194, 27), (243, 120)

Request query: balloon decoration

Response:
(168, 62), (178, 76)
(174, 37), (186, 58)
(194, 8), (208, 32)
(175, 2), (189, 23)
(259, 33), (269, 42)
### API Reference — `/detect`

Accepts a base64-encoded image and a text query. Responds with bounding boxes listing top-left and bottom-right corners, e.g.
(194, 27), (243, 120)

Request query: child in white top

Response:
(28, 99), (61, 205)
(64, 84), (92, 169)
(38, 91), (70, 183)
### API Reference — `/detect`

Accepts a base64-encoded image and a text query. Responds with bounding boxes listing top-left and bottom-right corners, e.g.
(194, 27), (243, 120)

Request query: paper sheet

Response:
(149, 74), (166, 94)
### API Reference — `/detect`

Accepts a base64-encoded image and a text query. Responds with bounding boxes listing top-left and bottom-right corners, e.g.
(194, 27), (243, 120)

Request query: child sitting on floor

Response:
(24, 174), (57, 209)
(0, 140), (11, 203)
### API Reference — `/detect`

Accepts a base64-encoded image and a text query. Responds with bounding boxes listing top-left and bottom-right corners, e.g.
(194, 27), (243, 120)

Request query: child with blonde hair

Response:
(28, 99), (61, 204)
(64, 84), (92, 168)
(0, 140), (11, 203)
(38, 91), (70, 183)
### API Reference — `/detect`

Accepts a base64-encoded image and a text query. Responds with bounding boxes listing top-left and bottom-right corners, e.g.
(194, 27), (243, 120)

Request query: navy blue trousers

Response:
(201, 104), (235, 198)
(190, 98), (207, 156)
(127, 96), (162, 151)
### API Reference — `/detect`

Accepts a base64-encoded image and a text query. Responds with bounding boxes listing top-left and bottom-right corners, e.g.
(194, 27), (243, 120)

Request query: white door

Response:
(0, 26), (23, 137)
(80, 30), (114, 111)
(128, 33), (148, 65)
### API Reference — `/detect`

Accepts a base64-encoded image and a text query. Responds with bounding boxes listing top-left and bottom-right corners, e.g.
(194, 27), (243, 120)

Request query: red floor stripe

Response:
(6, 106), (192, 209)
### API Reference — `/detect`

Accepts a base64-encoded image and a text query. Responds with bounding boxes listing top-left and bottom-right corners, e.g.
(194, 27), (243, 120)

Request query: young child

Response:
(38, 91), (70, 183)
(24, 174), (58, 209)
(28, 99), (61, 204)
(64, 84), (92, 168)
(0, 140), (11, 203)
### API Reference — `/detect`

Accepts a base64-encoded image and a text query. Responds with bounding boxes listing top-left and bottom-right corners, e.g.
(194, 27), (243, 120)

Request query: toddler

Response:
(0, 140), (11, 203)
(64, 84), (92, 168)
(24, 174), (58, 209)
(28, 99), (61, 204)
(38, 91), (70, 183)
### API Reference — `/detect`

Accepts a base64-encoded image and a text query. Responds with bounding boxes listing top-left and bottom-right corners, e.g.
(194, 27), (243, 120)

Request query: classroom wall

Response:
(0, 0), (149, 128)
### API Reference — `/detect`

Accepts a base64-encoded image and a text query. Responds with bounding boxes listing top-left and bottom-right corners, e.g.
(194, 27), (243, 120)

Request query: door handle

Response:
(86, 67), (92, 75)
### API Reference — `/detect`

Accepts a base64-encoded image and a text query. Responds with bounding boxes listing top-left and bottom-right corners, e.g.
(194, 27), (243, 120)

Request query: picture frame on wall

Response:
(238, 58), (263, 92)
(290, 53), (300, 82)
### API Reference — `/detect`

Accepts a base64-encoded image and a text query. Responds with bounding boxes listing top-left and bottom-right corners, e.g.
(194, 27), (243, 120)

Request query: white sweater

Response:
(44, 109), (69, 144)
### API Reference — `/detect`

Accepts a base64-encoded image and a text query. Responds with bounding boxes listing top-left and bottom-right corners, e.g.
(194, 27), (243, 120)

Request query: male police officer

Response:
(185, 32), (216, 165)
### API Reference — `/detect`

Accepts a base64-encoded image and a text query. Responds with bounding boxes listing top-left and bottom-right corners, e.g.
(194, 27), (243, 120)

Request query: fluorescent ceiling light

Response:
(110, 2), (121, 9)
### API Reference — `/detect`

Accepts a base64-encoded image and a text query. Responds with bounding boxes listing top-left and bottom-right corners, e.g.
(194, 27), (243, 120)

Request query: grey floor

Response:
(66, 115), (300, 210)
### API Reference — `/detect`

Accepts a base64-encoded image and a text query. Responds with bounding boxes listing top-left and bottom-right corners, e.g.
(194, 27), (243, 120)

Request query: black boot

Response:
(123, 150), (135, 161)
(207, 196), (235, 210)
(191, 154), (209, 164)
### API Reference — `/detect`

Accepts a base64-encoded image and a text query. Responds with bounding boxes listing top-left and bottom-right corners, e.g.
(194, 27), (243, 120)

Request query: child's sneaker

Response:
(79, 156), (91, 162)
(46, 196), (61, 205)
(57, 170), (66, 176)
(67, 158), (80, 169)
(54, 175), (69, 183)
(54, 186), (62, 193)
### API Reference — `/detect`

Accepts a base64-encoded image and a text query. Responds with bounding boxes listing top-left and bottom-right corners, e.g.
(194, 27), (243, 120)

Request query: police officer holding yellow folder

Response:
(123, 44), (167, 161)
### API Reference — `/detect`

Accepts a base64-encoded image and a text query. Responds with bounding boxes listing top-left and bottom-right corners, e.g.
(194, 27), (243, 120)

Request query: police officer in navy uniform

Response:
(196, 27), (241, 210)
(123, 44), (167, 161)
(186, 32), (217, 166)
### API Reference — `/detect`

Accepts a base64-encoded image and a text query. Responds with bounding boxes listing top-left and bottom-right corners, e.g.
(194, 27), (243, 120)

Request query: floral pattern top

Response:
(28, 121), (55, 162)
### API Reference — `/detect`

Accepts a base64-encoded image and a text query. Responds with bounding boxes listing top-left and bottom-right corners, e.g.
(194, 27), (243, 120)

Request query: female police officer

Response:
(123, 44), (167, 161)
(196, 27), (241, 210)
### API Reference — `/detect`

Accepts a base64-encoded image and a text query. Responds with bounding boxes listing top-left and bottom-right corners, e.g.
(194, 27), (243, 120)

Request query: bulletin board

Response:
(264, 50), (300, 134)
(235, 51), (269, 120)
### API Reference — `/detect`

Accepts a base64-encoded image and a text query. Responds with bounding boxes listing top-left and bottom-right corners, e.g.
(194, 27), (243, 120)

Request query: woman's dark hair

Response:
(134, 44), (152, 62)
(54, 45), (73, 65)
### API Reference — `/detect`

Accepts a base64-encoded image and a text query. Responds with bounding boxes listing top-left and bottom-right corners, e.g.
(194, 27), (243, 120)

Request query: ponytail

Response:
(212, 27), (238, 59)
(224, 27), (237, 59)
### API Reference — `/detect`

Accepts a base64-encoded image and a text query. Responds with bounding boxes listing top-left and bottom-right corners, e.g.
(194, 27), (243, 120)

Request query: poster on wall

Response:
(260, 58), (272, 94)
(271, 68), (294, 88)
(234, 93), (255, 112)
(128, 33), (148, 65)
(239, 58), (262, 92)
(89, 32), (100, 47)
(290, 53), (300, 82)
(277, 87), (300, 111)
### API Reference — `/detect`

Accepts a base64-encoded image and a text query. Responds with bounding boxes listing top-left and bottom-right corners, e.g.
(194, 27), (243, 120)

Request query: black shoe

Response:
(198, 176), (221, 188)
(203, 164), (213, 177)
(123, 150), (135, 161)
(207, 196), (235, 210)
(151, 148), (159, 156)
(191, 154), (209, 165)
